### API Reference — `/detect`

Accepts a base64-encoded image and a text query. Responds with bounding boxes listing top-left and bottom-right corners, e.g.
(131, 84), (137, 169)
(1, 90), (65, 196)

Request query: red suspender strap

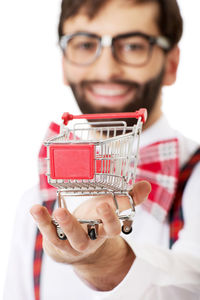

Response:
(33, 199), (56, 300)
(169, 147), (200, 248)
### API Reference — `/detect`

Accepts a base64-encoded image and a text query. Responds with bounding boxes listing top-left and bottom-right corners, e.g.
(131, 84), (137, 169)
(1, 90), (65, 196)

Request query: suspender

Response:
(33, 147), (200, 300)
(169, 147), (200, 248)
(33, 199), (56, 300)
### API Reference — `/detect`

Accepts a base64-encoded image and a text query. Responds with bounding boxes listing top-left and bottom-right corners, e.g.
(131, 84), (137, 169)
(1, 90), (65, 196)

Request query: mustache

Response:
(79, 80), (141, 89)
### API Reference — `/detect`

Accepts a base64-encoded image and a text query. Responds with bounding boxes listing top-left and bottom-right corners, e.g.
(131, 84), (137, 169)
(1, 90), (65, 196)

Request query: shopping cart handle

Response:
(62, 108), (147, 125)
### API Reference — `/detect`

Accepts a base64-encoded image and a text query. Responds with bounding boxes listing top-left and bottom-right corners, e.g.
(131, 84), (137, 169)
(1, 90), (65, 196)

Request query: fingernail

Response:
(139, 182), (151, 196)
(30, 214), (40, 226)
(30, 211), (39, 221)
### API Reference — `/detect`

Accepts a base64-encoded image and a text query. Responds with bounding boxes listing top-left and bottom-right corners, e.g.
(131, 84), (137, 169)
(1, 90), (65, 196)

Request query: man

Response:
(4, 0), (200, 299)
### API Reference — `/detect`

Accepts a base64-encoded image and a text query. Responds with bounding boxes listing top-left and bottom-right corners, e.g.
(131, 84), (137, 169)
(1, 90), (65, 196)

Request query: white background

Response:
(0, 0), (200, 296)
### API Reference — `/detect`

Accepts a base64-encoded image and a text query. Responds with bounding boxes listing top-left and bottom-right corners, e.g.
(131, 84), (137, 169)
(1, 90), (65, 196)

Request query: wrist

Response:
(73, 236), (135, 291)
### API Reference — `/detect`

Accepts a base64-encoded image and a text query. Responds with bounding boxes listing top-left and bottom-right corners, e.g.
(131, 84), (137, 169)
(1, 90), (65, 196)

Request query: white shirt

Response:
(4, 116), (200, 300)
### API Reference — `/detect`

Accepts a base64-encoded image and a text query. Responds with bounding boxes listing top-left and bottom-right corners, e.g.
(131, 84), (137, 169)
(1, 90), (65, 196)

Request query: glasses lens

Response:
(113, 35), (151, 66)
(65, 35), (99, 65)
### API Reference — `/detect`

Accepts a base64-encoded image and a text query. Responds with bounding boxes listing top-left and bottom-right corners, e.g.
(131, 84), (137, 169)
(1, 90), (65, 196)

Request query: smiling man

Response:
(4, 1), (200, 300)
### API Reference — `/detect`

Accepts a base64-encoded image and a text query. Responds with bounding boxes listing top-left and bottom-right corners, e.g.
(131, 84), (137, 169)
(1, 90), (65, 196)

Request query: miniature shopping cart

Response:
(44, 109), (147, 240)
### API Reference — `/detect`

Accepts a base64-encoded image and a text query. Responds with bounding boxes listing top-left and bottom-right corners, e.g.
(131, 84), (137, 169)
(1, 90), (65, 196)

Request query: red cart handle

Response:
(62, 108), (147, 125)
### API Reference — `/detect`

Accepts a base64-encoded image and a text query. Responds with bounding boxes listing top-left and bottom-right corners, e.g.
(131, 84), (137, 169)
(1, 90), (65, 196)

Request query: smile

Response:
(90, 85), (131, 97)
(85, 83), (136, 108)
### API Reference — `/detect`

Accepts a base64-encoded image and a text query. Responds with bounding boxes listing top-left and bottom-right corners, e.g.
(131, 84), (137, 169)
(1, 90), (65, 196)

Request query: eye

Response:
(124, 43), (146, 51)
(73, 42), (97, 51)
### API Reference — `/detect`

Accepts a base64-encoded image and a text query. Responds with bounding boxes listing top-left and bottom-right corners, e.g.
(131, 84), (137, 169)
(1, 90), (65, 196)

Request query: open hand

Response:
(30, 180), (151, 290)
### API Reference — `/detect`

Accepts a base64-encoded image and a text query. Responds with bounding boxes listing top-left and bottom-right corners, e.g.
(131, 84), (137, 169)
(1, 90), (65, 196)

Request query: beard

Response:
(69, 67), (165, 127)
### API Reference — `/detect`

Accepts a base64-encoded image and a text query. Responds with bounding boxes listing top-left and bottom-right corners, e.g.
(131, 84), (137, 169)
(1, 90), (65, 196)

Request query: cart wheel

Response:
(122, 225), (132, 235)
(88, 228), (97, 240)
(57, 227), (67, 240)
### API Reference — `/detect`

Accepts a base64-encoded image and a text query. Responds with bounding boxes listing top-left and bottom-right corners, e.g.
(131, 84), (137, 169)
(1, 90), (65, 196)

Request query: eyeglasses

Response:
(59, 31), (171, 67)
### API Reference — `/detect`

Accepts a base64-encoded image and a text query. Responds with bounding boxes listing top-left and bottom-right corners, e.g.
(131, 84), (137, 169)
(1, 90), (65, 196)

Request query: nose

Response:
(88, 46), (124, 81)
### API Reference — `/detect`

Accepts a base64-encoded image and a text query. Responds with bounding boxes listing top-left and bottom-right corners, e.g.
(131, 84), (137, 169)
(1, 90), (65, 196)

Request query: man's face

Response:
(62, 1), (170, 119)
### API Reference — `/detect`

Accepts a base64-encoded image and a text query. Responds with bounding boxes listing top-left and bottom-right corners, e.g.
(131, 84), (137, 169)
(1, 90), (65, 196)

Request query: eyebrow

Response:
(63, 30), (98, 36)
(62, 30), (154, 38)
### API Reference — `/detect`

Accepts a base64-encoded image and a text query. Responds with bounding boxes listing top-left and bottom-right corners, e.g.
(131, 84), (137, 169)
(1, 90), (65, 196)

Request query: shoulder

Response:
(182, 160), (200, 214)
(175, 130), (199, 168)
(175, 131), (200, 208)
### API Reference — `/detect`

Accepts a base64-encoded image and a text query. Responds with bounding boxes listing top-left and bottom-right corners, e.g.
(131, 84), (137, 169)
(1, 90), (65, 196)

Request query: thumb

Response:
(129, 181), (151, 206)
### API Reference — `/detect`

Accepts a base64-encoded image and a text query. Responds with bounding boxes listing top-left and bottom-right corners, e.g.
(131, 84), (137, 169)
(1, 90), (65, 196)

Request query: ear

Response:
(62, 56), (69, 86)
(162, 46), (180, 86)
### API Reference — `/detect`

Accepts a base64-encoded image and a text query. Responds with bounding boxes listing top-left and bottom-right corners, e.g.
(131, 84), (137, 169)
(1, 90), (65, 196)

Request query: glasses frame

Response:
(59, 31), (171, 67)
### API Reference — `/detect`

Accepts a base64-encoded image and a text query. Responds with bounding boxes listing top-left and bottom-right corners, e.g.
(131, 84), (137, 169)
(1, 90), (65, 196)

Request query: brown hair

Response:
(58, 0), (183, 49)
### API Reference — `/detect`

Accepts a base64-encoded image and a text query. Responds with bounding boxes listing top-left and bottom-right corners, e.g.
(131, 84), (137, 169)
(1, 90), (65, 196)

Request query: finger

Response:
(96, 202), (121, 237)
(129, 180), (151, 206)
(53, 208), (90, 252)
(30, 204), (72, 251)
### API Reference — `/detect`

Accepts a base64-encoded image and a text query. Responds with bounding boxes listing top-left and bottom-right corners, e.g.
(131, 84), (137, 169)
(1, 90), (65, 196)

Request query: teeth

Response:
(92, 87), (127, 96)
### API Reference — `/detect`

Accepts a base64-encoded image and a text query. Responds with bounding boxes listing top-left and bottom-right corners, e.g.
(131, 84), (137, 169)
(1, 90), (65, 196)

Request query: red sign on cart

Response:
(49, 144), (95, 180)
